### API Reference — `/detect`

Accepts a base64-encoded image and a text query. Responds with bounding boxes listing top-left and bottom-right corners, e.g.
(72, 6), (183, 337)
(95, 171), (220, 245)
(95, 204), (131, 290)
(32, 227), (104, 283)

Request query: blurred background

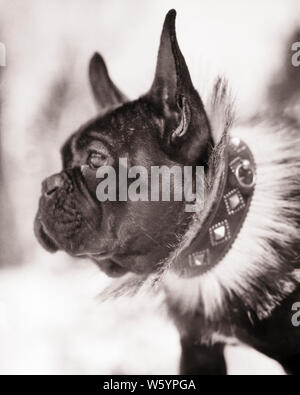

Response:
(0, 0), (299, 374)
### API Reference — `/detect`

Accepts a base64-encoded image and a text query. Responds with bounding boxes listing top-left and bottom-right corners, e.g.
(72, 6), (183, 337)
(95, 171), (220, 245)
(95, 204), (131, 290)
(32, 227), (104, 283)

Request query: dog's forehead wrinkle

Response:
(74, 103), (164, 156)
(77, 129), (116, 149)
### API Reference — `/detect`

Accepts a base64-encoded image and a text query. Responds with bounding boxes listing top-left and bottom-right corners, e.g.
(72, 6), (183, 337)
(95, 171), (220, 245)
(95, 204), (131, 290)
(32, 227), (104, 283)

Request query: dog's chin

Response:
(34, 217), (59, 253)
(88, 251), (158, 278)
(92, 257), (129, 278)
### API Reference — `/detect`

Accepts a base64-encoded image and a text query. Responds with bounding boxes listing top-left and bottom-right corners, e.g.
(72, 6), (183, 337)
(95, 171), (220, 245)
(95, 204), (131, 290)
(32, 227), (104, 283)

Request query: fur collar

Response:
(163, 79), (300, 323)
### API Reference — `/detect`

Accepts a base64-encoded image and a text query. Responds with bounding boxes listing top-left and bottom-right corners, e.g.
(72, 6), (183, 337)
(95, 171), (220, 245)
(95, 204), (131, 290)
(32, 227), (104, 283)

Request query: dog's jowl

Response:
(34, 9), (300, 374)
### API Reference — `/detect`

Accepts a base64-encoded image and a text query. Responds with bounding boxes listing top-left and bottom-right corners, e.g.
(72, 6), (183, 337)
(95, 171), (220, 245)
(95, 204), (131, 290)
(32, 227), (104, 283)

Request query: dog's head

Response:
(34, 10), (212, 277)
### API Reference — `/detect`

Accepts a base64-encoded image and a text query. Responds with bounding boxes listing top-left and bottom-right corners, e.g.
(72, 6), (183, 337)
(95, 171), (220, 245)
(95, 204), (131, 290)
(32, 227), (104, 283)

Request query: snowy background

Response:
(0, 0), (299, 374)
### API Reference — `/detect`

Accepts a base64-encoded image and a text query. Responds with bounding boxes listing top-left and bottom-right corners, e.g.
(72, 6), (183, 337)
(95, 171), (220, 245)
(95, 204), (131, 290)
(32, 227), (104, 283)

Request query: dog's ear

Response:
(89, 53), (128, 113)
(147, 9), (211, 164)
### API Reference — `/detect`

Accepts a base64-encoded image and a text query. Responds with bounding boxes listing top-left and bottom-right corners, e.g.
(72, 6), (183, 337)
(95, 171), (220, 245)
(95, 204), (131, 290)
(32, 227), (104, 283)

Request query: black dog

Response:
(35, 10), (300, 374)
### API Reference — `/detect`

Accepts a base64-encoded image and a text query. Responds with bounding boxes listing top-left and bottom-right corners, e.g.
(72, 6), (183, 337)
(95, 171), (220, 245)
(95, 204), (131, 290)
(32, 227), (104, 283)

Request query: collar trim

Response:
(173, 137), (256, 278)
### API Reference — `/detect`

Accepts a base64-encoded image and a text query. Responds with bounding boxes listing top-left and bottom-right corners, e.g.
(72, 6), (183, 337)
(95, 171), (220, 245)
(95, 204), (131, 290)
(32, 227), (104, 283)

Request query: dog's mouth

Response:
(87, 252), (129, 277)
(34, 220), (129, 278)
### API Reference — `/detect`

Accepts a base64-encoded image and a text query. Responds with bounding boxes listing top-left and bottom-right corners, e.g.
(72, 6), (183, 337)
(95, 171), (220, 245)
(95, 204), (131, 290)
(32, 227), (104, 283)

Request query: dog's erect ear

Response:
(89, 53), (128, 113)
(147, 10), (211, 164)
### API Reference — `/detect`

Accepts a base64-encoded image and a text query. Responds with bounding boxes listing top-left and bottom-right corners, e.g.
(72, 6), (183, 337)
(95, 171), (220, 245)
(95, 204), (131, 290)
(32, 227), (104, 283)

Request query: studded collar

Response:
(172, 137), (256, 278)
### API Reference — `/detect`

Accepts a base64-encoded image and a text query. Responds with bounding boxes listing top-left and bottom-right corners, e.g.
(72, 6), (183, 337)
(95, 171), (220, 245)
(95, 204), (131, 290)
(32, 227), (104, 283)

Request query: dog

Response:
(34, 9), (300, 374)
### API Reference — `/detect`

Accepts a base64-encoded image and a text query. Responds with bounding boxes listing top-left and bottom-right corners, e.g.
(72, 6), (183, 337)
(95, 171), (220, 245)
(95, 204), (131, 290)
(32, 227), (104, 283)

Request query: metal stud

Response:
(224, 189), (246, 215)
(231, 137), (240, 147)
(235, 161), (255, 189)
(230, 137), (246, 153)
(209, 220), (231, 246)
(242, 159), (250, 170)
(189, 250), (209, 268)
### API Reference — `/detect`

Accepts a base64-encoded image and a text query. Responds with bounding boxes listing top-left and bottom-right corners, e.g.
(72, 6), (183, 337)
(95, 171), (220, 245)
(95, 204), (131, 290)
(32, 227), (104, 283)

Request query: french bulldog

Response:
(35, 10), (300, 374)
(34, 9), (212, 278)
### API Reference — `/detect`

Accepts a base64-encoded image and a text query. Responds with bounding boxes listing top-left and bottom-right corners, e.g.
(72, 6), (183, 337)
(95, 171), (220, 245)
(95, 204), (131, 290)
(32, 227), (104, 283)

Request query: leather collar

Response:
(172, 137), (256, 278)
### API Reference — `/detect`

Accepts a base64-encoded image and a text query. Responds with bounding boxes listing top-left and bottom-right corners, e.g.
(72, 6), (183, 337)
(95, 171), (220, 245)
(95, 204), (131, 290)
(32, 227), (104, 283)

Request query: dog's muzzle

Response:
(34, 167), (102, 255)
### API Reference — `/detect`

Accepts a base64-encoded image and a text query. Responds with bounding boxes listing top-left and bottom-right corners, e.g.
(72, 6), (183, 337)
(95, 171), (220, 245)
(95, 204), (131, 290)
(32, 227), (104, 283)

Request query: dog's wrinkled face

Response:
(34, 10), (212, 277)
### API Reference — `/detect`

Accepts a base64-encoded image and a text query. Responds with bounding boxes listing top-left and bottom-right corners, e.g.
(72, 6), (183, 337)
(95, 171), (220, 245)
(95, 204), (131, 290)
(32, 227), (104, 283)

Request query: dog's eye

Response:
(87, 152), (109, 169)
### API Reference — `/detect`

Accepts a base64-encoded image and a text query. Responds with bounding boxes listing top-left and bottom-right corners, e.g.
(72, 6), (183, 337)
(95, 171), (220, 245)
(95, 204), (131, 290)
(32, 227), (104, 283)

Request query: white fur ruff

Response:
(103, 80), (300, 331)
(163, 114), (300, 321)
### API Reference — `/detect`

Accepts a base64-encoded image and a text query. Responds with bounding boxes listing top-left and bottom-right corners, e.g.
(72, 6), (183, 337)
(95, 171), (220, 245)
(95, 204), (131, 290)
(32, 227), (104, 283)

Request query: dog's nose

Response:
(42, 173), (64, 197)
